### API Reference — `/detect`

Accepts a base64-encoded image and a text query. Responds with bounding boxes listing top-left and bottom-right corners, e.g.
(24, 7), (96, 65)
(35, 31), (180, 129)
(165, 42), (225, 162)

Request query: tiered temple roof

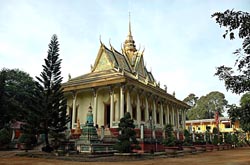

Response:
(63, 20), (189, 108)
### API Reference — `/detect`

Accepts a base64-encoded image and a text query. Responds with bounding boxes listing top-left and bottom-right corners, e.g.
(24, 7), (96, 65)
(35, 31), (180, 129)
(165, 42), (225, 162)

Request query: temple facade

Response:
(63, 21), (189, 136)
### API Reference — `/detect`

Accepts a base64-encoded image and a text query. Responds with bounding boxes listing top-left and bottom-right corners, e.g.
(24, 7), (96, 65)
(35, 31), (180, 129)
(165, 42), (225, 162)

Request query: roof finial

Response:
(124, 12), (136, 53)
(129, 12), (132, 36)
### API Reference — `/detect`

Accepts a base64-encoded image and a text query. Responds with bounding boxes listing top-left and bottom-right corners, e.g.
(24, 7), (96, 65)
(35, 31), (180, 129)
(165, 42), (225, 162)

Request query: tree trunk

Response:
(45, 131), (49, 147)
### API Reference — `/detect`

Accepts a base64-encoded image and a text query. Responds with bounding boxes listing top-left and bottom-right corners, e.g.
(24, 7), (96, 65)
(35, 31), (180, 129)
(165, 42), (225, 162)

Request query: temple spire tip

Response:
(129, 12), (132, 36)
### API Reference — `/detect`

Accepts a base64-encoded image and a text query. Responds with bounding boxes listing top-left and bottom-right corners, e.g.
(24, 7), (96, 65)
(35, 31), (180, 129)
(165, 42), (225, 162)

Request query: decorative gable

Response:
(93, 51), (113, 72)
(134, 55), (146, 77)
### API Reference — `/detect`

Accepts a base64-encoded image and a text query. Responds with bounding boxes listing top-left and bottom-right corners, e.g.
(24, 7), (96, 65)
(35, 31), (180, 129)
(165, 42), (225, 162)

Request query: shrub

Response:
(212, 127), (218, 145)
(163, 124), (176, 147)
(225, 133), (233, 144)
(183, 129), (192, 146)
(0, 128), (11, 145)
(18, 133), (37, 145)
(114, 112), (139, 153)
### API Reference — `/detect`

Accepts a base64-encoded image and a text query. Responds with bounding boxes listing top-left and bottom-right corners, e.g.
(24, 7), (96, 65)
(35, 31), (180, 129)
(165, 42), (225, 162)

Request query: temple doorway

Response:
(105, 104), (110, 128)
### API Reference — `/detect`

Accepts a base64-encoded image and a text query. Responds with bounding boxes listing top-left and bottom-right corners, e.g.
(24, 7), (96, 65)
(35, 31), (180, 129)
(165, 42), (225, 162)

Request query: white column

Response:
(160, 102), (163, 126)
(126, 90), (132, 115)
(136, 93), (141, 124)
(110, 88), (114, 128)
(116, 93), (120, 121)
(93, 89), (98, 125)
(166, 104), (169, 124)
(145, 97), (149, 122)
(176, 108), (180, 140)
(172, 106), (175, 126)
(177, 109), (179, 129)
(120, 85), (124, 118)
(183, 109), (186, 128)
(72, 92), (77, 128)
(153, 99), (157, 125)
(182, 110), (185, 128)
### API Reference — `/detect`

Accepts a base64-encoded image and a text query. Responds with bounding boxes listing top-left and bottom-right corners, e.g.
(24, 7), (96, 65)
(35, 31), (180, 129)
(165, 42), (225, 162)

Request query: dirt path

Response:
(0, 147), (250, 165)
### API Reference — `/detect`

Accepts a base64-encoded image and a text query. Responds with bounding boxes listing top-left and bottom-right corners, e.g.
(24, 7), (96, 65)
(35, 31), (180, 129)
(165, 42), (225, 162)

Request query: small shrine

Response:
(76, 105), (114, 154)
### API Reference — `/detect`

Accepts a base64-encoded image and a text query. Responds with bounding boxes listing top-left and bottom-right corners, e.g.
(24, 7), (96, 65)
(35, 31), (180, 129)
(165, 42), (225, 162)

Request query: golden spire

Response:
(129, 12), (132, 36)
(124, 12), (137, 65)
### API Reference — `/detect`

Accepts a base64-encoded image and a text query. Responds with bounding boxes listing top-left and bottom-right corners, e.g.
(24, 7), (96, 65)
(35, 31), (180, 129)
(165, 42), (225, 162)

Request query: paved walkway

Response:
(0, 147), (250, 165)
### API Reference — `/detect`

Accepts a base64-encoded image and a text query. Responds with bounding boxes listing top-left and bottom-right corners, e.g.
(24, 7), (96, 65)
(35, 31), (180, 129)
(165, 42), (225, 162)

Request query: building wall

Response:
(185, 119), (242, 134)
(66, 85), (187, 132)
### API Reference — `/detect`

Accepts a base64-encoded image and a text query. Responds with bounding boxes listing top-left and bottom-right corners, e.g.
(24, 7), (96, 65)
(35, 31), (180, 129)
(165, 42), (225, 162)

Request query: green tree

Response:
(183, 93), (198, 107)
(212, 10), (250, 94)
(35, 34), (69, 152)
(212, 9), (250, 135)
(238, 93), (250, 132)
(114, 112), (139, 153)
(0, 68), (37, 129)
(227, 92), (250, 132)
(187, 91), (228, 120)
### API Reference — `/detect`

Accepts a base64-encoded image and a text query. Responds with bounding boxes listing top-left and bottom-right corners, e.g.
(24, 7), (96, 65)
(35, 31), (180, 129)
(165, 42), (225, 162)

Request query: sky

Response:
(0, 0), (249, 108)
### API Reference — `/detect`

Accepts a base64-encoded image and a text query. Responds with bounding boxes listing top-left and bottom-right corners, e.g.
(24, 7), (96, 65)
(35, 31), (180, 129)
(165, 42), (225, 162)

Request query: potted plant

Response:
(193, 133), (207, 152)
(212, 127), (219, 151)
(163, 124), (179, 155)
(182, 129), (195, 154)
(224, 133), (233, 149)
(114, 112), (140, 154)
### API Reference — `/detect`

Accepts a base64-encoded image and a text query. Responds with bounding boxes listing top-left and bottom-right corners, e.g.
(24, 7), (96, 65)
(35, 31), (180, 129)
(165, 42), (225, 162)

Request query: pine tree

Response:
(36, 34), (69, 151)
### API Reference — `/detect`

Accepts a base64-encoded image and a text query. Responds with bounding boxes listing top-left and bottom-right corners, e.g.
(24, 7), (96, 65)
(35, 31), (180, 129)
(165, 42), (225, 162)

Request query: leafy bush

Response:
(183, 129), (192, 146)
(18, 133), (37, 145)
(224, 133), (233, 144)
(114, 112), (140, 153)
(212, 127), (219, 145)
(232, 134), (239, 146)
(163, 124), (176, 147)
(0, 128), (11, 145)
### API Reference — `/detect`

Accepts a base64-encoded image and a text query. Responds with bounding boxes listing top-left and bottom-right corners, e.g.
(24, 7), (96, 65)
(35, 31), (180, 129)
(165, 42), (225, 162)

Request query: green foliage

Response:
(213, 9), (250, 132)
(187, 91), (228, 120)
(227, 93), (250, 132)
(49, 132), (66, 149)
(205, 131), (210, 143)
(0, 128), (11, 145)
(0, 68), (37, 129)
(183, 93), (198, 107)
(163, 124), (176, 147)
(114, 112), (139, 153)
(18, 133), (37, 145)
(212, 127), (219, 145)
(34, 34), (69, 150)
(212, 10), (250, 94)
(231, 134), (239, 145)
(224, 133), (233, 144)
(183, 129), (192, 146)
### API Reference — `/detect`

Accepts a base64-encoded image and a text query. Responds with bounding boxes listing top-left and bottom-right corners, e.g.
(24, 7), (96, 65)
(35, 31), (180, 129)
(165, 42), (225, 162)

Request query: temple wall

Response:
(77, 92), (93, 124)
(96, 89), (109, 126)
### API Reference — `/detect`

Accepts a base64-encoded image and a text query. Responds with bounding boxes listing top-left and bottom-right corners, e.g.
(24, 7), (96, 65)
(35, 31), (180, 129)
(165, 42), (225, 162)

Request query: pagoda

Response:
(79, 105), (99, 144)
(76, 105), (114, 153)
(63, 17), (190, 153)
